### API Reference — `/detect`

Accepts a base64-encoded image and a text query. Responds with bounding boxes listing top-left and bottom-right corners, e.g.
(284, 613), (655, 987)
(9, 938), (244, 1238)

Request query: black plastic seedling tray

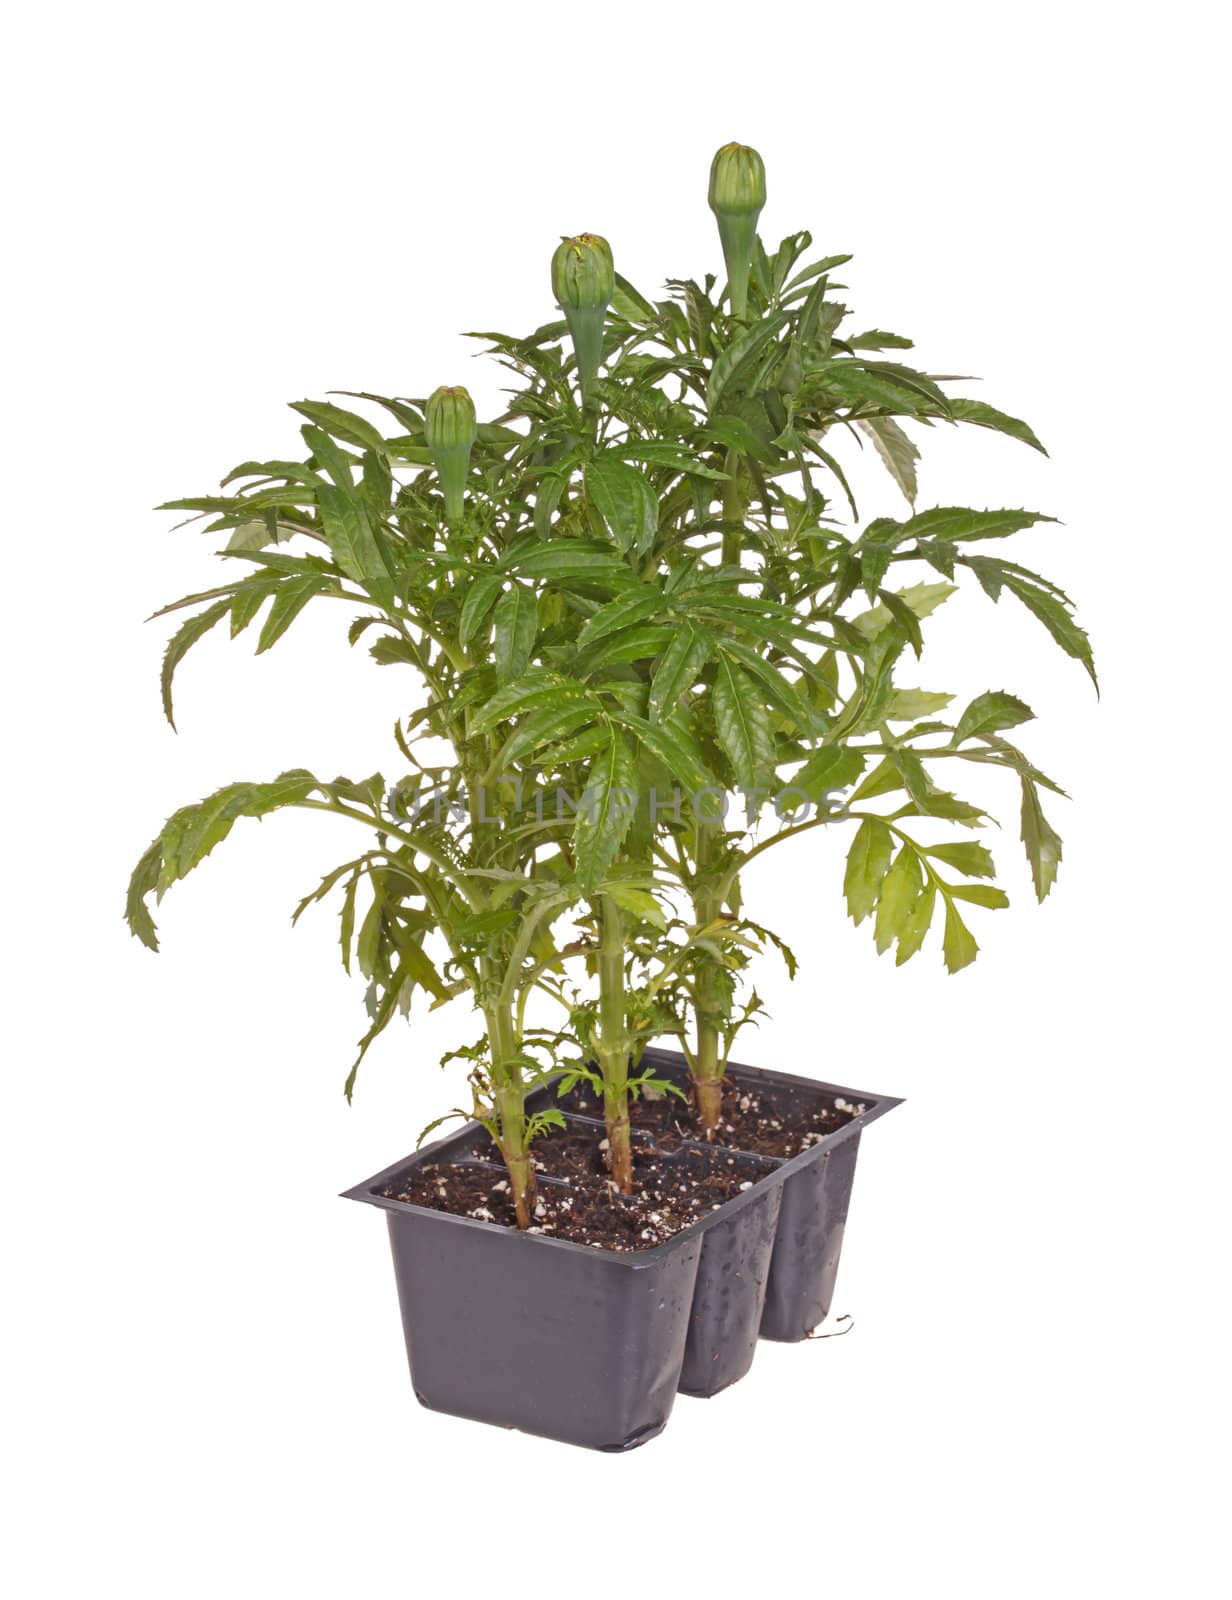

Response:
(345, 1048), (900, 1450)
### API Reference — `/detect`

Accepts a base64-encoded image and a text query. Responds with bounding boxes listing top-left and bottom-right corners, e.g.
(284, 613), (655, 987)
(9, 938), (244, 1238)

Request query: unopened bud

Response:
(551, 233), (615, 399)
(424, 386), (477, 527)
(708, 143), (766, 320)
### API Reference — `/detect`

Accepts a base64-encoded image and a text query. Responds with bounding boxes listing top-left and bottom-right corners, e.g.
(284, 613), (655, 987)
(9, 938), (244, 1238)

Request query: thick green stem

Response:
(484, 996), (537, 1229)
(564, 305), (606, 402)
(595, 893), (632, 1192)
(717, 212), (757, 321)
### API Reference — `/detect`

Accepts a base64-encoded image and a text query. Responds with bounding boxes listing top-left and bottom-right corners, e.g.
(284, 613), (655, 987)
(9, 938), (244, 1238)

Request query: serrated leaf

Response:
(290, 399), (387, 455)
(856, 416), (919, 505)
(493, 583), (538, 683)
(887, 689), (954, 721)
(889, 748), (935, 810)
(895, 880), (936, 965)
(954, 690), (1036, 744)
(127, 771), (319, 947)
(472, 670), (587, 734)
(573, 735), (636, 891)
(316, 482), (391, 599)
(585, 459), (658, 554)
(1001, 573), (1098, 689)
(458, 572), (504, 649)
(793, 745), (865, 804)
(605, 884), (667, 929)
(230, 583), (273, 637)
(942, 898), (979, 973)
(505, 540), (631, 584)
(926, 842), (996, 879)
(576, 586), (664, 650)
(161, 599), (231, 729)
(707, 312), (789, 412)
(712, 655), (774, 791)
(339, 872), (359, 975)
(903, 507), (1055, 543)
(612, 709), (718, 797)
(948, 884), (1009, 908)
(716, 637), (816, 732)
(256, 575), (323, 653)
(843, 817), (893, 925)
(875, 845), (923, 954)
(850, 581), (956, 640)
(947, 397), (1046, 454)
(647, 622), (712, 724)
(1021, 777), (1063, 901)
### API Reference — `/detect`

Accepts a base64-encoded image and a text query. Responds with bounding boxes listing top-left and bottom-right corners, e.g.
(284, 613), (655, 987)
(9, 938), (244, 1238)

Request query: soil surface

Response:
(561, 1074), (859, 1159)
(380, 1134), (771, 1252)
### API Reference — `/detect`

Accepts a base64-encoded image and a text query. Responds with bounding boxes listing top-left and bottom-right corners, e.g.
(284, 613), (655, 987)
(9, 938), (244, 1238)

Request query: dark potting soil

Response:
(380, 1135), (768, 1252)
(562, 1074), (859, 1159)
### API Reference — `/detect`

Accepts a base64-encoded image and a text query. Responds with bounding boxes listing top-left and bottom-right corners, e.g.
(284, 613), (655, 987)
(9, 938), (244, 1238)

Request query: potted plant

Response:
(127, 144), (1091, 1448)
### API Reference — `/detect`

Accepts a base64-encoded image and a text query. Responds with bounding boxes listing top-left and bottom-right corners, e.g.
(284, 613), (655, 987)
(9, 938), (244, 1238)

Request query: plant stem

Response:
(483, 993), (537, 1229)
(691, 823), (725, 1137)
(595, 892), (633, 1193)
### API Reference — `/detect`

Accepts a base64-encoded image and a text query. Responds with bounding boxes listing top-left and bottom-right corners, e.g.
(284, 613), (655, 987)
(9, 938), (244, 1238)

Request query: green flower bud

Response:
(424, 386), (477, 527)
(708, 143), (766, 320)
(551, 233), (614, 399)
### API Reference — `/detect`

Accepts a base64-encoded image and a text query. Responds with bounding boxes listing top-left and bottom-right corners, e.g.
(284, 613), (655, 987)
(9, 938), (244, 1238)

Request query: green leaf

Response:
(472, 670), (588, 734)
(856, 416), (919, 505)
(850, 581), (956, 640)
(458, 572), (504, 649)
(712, 656), (774, 791)
(707, 312), (789, 412)
(792, 745), (865, 803)
(161, 599), (231, 729)
(954, 690), (1036, 744)
(574, 735), (636, 891)
(290, 399), (387, 455)
(230, 582), (273, 637)
(874, 845), (922, 953)
(583, 624), (675, 668)
(611, 273), (656, 319)
(716, 637), (816, 732)
(339, 872), (359, 975)
(1000, 573), (1098, 689)
(1020, 777), (1063, 901)
(501, 699), (598, 765)
(505, 540), (631, 584)
(895, 880), (936, 965)
(576, 586), (664, 651)
(613, 710), (718, 796)
(127, 771), (320, 948)
(942, 898), (979, 973)
(316, 483), (392, 600)
(843, 818), (893, 925)
(492, 584), (538, 683)
(300, 424), (358, 491)
(889, 748), (934, 809)
(948, 884), (1009, 908)
(947, 397), (1046, 454)
(886, 689), (954, 722)
(125, 838), (163, 950)
(585, 459), (659, 554)
(903, 507), (1056, 543)
(604, 884), (667, 929)
(645, 626), (710, 723)
(256, 575), (324, 653)
(926, 842), (996, 879)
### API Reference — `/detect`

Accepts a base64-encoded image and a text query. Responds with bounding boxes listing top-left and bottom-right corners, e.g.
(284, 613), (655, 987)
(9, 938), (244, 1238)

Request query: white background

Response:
(3, 3), (1227, 1595)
